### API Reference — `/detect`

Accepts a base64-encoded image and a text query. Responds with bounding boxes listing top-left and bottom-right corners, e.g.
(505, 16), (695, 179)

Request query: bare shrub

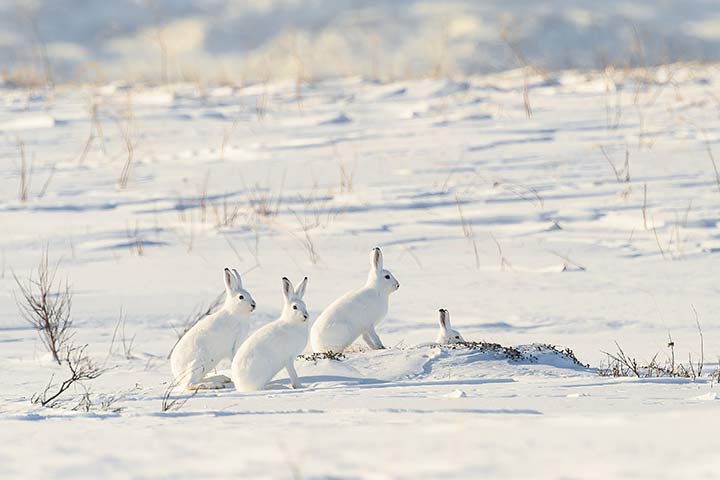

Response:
(14, 248), (73, 364)
(600, 314), (706, 379)
(31, 344), (104, 407)
(161, 378), (198, 412)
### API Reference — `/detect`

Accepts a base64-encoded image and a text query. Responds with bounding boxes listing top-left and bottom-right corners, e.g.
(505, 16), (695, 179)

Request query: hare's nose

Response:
(251, 303), (256, 310)
(303, 314), (308, 320)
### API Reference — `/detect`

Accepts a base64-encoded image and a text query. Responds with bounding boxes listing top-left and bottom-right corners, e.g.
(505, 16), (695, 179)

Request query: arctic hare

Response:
(231, 277), (310, 392)
(310, 247), (399, 353)
(170, 268), (256, 390)
(436, 309), (464, 344)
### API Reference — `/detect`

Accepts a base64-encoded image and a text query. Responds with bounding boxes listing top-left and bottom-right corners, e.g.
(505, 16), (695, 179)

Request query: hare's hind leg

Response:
(285, 362), (301, 389)
(188, 375), (232, 390)
(362, 326), (385, 350)
(188, 379), (228, 390)
(182, 361), (229, 390)
(206, 373), (232, 384)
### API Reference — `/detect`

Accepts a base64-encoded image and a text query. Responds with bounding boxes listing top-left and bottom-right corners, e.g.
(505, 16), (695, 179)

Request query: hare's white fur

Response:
(170, 268), (256, 390)
(231, 277), (309, 392)
(436, 309), (464, 344)
(310, 248), (399, 353)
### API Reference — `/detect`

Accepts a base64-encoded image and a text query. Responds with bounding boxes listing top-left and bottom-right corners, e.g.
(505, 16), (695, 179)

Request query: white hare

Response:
(170, 268), (256, 390)
(436, 309), (465, 344)
(231, 277), (309, 392)
(310, 247), (399, 353)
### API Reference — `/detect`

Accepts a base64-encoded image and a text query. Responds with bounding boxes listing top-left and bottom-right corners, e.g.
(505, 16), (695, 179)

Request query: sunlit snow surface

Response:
(1, 65), (720, 478)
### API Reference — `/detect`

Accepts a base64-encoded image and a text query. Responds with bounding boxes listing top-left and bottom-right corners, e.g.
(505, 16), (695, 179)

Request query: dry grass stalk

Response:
(455, 197), (480, 269)
(161, 378), (198, 412)
(14, 248), (73, 364)
(17, 138), (31, 202)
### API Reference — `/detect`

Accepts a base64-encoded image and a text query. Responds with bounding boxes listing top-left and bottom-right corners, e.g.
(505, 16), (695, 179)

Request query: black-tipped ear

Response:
(281, 277), (293, 303)
(439, 309), (449, 329)
(224, 268), (234, 290)
(295, 276), (308, 299)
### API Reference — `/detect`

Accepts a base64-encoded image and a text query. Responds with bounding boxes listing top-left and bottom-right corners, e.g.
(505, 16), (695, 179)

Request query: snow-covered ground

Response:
(2, 63), (720, 478)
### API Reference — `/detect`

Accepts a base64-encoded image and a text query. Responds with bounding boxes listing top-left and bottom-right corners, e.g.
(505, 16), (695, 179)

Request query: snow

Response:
(2, 62), (720, 478)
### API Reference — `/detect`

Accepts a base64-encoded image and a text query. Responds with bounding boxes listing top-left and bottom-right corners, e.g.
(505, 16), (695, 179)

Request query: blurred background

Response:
(1, 0), (719, 86)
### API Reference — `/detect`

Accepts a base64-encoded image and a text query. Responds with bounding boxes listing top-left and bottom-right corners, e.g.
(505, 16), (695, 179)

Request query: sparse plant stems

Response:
(32, 344), (104, 407)
(107, 308), (136, 361)
(642, 183), (648, 229)
(650, 216), (666, 260)
(115, 96), (136, 189)
(161, 378), (198, 412)
(698, 128), (720, 195)
(603, 322), (708, 379)
(455, 197), (480, 269)
(692, 305), (704, 378)
(126, 221), (144, 256)
(490, 232), (511, 271)
(500, 24), (538, 118)
(599, 145), (630, 183)
(14, 248), (73, 364)
(77, 100), (106, 164)
(17, 138), (31, 202)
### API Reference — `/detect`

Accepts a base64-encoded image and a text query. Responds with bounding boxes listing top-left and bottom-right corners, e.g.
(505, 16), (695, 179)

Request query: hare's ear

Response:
(281, 277), (293, 303)
(439, 309), (449, 330)
(232, 269), (243, 289)
(294, 277), (308, 299)
(224, 268), (235, 291)
(371, 247), (383, 273)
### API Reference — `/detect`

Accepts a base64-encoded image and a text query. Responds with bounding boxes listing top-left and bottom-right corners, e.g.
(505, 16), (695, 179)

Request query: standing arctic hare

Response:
(170, 268), (256, 390)
(310, 247), (399, 353)
(436, 308), (465, 344)
(231, 277), (309, 392)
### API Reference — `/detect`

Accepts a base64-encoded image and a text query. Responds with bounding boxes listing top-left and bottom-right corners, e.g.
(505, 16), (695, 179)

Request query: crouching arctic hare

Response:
(436, 309), (464, 344)
(310, 247), (399, 353)
(171, 268), (256, 390)
(231, 277), (310, 392)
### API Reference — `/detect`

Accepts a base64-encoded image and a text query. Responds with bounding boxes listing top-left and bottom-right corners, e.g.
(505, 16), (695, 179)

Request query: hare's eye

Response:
(293, 305), (298, 310)
(384, 274), (390, 279)
(238, 295), (244, 300)
(455, 336), (460, 339)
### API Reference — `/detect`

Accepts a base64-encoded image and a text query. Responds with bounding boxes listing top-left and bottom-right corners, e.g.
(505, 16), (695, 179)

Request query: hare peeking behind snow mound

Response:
(310, 247), (399, 353)
(170, 268), (256, 390)
(231, 277), (310, 392)
(436, 309), (464, 344)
